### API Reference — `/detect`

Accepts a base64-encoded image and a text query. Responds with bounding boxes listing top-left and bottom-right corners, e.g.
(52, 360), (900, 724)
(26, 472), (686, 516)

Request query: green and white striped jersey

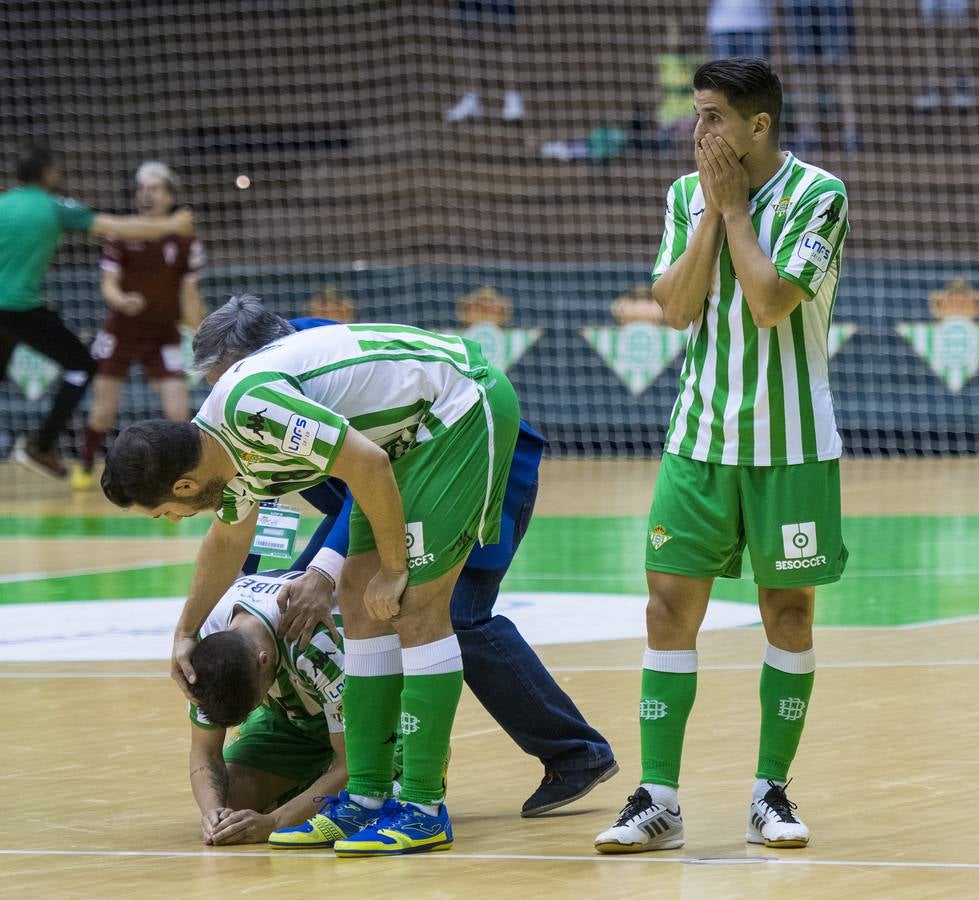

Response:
(652, 152), (849, 466)
(189, 571), (345, 733)
(193, 323), (489, 524)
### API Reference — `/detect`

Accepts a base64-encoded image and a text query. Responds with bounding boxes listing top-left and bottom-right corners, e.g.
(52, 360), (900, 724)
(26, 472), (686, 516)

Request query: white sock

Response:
(639, 783), (679, 810)
(350, 793), (385, 810)
(753, 777), (785, 801)
(406, 800), (441, 816)
(344, 634), (403, 676)
(401, 635), (463, 676)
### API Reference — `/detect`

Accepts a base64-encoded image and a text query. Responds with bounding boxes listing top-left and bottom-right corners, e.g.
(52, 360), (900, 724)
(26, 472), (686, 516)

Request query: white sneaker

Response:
(502, 90), (524, 121)
(594, 787), (684, 853)
(746, 780), (810, 848)
(445, 92), (481, 122)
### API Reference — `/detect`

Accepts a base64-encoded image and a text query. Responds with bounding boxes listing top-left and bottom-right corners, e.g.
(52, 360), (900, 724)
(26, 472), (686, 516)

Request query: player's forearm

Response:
(723, 208), (792, 328)
(189, 755), (230, 813)
(91, 213), (184, 241)
(652, 212), (725, 330)
(175, 515), (256, 638)
(99, 272), (126, 306)
(334, 438), (407, 576)
(180, 280), (206, 329)
(268, 757), (348, 830)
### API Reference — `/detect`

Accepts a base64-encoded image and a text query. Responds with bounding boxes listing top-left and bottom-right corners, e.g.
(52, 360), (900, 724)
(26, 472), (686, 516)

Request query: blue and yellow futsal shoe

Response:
(333, 799), (453, 857)
(268, 791), (382, 848)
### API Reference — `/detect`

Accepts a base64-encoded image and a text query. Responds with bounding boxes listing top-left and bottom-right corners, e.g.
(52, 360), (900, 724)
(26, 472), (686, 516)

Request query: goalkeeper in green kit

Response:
(596, 57), (849, 854)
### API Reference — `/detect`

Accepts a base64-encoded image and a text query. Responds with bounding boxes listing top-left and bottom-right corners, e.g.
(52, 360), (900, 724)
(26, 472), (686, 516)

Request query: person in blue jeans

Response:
(194, 295), (618, 816)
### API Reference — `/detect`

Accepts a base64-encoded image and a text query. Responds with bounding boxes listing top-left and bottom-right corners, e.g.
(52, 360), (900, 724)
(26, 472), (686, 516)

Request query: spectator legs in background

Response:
(445, 1), (523, 122)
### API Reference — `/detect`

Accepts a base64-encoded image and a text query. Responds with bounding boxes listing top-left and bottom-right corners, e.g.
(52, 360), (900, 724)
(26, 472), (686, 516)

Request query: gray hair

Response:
(135, 160), (177, 192)
(191, 294), (295, 378)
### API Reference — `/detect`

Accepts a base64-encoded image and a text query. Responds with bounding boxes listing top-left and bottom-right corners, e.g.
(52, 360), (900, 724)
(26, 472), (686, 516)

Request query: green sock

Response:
(640, 649), (698, 788)
(399, 637), (464, 807)
(344, 672), (403, 799)
(756, 645), (816, 782)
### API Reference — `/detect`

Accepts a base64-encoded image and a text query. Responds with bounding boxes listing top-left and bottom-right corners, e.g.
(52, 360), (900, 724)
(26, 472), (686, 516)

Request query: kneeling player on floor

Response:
(104, 316), (522, 857)
(188, 570), (351, 846)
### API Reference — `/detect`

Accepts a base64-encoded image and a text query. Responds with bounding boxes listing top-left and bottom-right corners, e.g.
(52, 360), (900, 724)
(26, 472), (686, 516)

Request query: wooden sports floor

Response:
(1, 459), (977, 899)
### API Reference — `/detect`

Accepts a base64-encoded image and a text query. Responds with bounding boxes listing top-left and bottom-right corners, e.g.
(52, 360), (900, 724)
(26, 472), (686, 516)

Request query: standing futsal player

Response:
(595, 57), (849, 853)
(101, 322), (521, 857)
(0, 141), (194, 479)
(71, 162), (205, 490)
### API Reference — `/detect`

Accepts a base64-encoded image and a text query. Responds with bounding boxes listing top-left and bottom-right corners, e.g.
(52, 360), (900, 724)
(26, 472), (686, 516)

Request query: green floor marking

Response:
(2, 515), (978, 627)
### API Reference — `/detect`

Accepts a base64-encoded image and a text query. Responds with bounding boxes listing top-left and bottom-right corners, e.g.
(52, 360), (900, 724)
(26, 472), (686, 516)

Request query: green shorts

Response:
(348, 366), (521, 585)
(223, 705), (335, 785)
(645, 452), (848, 588)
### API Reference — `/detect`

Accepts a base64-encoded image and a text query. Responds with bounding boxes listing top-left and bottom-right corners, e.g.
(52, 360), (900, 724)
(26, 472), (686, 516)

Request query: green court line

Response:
(2, 515), (978, 627)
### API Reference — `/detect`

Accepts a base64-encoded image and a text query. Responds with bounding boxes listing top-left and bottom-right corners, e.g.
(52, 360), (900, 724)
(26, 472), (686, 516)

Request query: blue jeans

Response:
(450, 480), (614, 772)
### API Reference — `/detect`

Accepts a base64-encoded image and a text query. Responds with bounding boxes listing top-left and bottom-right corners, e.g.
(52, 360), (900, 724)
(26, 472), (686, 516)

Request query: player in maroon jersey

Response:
(72, 162), (206, 490)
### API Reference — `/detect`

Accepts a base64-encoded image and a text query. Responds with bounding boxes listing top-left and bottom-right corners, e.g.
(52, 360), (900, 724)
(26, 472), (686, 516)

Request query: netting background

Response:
(1, 0), (978, 457)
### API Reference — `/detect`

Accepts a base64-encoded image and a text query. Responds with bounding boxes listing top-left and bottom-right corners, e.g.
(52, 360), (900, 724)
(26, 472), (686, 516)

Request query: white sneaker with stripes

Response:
(746, 780), (810, 848)
(594, 787), (684, 853)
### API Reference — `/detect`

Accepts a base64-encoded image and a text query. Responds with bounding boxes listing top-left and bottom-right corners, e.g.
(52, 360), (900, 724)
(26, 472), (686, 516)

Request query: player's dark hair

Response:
(101, 420), (203, 508)
(693, 57), (782, 140)
(192, 294), (295, 378)
(190, 631), (262, 728)
(16, 139), (57, 183)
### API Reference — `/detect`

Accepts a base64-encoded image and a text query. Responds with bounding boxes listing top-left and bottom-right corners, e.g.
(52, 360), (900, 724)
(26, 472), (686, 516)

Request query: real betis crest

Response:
(452, 287), (541, 372)
(583, 322), (686, 395)
(582, 284), (686, 395)
(5, 345), (61, 401)
(897, 279), (979, 393)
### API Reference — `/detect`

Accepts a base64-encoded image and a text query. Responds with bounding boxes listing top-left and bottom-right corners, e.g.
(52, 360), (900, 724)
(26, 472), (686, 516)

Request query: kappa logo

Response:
(245, 408), (268, 438)
(405, 521), (435, 569)
(776, 522), (827, 571)
(817, 197), (842, 226)
(281, 413), (316, 457)
(639, 699), (668, 721)
(649, 525), (672, 551)
(777, 697), (807, 721)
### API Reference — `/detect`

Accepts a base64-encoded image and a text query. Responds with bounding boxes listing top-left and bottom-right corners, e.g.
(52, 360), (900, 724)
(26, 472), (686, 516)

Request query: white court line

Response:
(0, 658), (978, 679)
(0, 849), (975, 870)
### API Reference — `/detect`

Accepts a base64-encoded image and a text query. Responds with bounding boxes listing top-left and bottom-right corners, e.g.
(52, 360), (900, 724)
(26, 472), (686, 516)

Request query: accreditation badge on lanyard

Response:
(250, 500), (301, 559)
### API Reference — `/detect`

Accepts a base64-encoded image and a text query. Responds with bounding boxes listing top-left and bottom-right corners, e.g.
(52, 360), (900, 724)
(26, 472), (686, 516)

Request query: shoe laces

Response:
(312, 794), (343, 817)
(372, 799), (414, 830)
(541, 770), (565, 786)
(613, 789), (652, 826)
(764, 779), (799, 823)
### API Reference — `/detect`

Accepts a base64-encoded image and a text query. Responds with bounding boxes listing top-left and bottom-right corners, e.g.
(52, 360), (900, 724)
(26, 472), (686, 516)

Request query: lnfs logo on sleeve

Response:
(282, 414), (316, 456)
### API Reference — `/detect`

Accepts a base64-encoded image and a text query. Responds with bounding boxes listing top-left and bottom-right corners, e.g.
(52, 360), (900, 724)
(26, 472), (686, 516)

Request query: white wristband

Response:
(308, 547), (344, 587)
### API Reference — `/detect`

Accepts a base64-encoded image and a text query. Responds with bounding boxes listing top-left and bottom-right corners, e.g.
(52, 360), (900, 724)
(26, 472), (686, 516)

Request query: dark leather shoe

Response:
(521, 759), (619, 817)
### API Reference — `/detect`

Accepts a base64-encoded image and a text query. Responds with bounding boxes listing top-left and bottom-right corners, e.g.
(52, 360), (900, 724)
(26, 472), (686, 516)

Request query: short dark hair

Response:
(190, 631), (261, 728)
(693, 57), (782, 140)
(16, 139), (57, 183)
(101, 420), (202, 508)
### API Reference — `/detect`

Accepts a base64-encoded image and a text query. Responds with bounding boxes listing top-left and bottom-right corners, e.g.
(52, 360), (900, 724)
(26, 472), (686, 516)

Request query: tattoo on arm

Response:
(190, 760), (230, 804)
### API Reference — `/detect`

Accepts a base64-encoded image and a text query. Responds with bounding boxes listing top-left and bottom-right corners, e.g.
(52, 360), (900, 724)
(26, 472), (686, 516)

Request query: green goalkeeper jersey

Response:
(652, 152), (849, 466)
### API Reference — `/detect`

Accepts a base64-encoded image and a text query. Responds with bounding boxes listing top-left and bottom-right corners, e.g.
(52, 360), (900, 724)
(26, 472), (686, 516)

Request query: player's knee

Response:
(645, 592), (694, 643)
(765, 601), (813, 650)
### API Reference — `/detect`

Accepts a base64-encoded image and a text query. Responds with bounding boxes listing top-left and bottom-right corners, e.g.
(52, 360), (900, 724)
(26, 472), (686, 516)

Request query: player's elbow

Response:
(749, 307), (785, 329)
